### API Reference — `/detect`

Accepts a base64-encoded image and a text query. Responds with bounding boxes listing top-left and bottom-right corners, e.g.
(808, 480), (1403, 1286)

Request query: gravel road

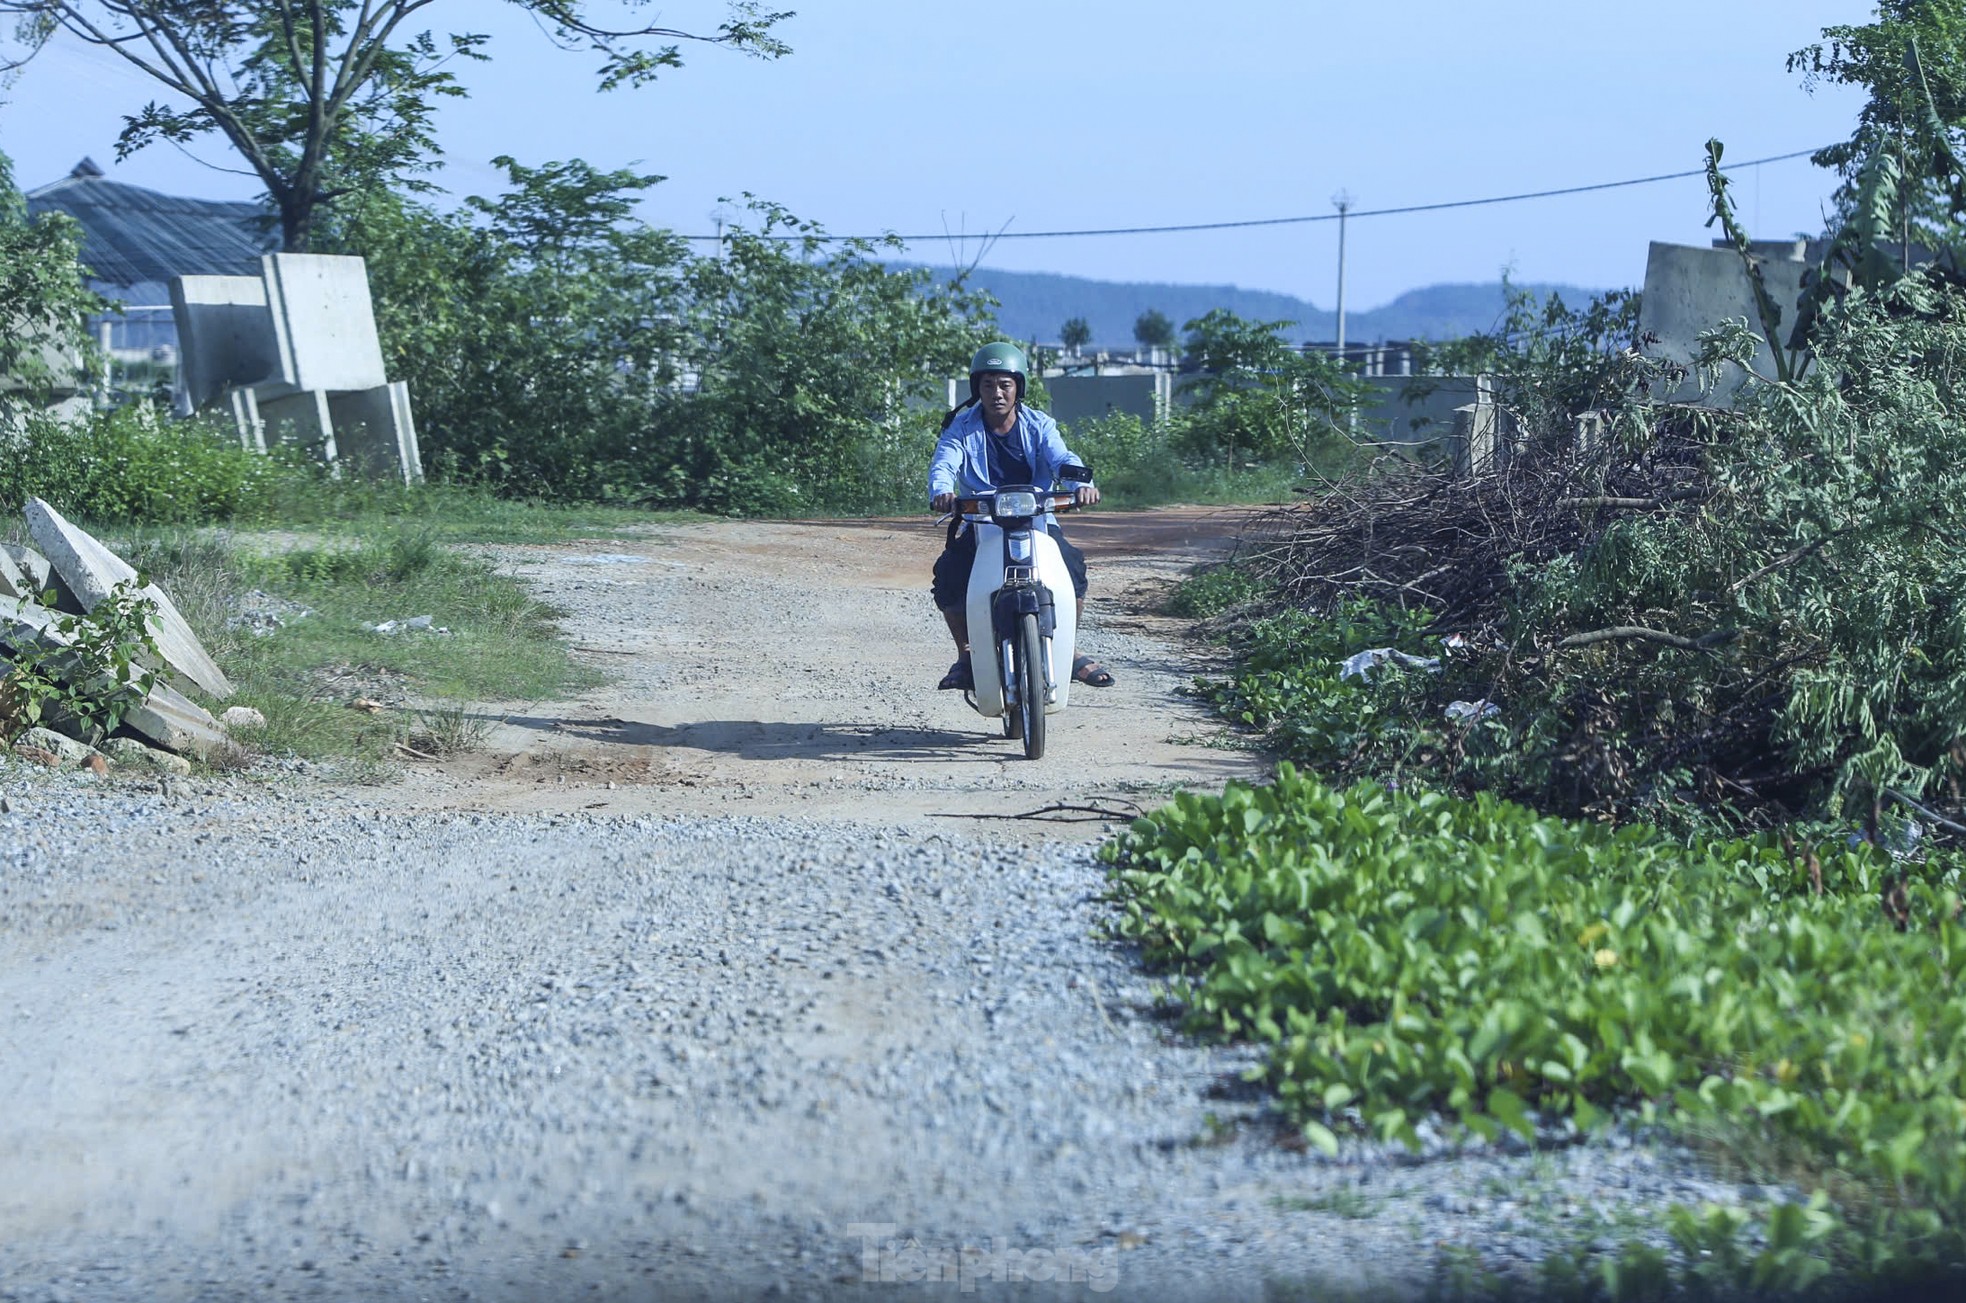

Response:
(0, 516), (1768, 1301)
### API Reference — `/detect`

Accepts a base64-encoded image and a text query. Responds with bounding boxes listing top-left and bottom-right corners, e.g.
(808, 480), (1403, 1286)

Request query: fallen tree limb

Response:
(933, 800), (1147, 823)
(1727, 529), (1852, 595)
(1558, 491), (1707, 509)
(1556, 626), (1735, 652)
(1884, 786), (1966, 838)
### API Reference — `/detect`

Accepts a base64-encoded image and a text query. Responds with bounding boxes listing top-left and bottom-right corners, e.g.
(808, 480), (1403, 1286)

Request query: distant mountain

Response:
(897, 264), (1612, 346)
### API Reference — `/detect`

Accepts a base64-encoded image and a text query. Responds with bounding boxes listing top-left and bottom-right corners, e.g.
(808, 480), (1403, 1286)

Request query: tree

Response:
(1133, 308), (1174, 351)
(320, 176), (991, 512)
(670, 200), (995, 514)
(0, 149), (99, 435)
(0, 2), (791, 250)
(316, 156), (689, 496)
(1790, 2), (1966, 249)
(1059, 315), (1091, 354)
(1177, 308), (1362, 465)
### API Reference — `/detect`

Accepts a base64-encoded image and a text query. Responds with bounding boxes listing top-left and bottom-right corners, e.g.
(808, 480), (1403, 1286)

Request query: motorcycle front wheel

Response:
(1017, 611), (1046, 760)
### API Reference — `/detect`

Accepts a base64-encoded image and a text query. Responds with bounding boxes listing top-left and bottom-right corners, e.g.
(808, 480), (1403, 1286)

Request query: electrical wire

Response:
(679, 146), (1828, 243)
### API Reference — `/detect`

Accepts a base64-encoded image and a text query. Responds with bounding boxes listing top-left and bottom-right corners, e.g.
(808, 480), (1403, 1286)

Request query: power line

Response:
(680, 146), (1828, 243)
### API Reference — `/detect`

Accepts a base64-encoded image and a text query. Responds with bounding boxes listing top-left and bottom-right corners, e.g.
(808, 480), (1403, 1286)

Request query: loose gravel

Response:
(0, 763), (1774, 1302)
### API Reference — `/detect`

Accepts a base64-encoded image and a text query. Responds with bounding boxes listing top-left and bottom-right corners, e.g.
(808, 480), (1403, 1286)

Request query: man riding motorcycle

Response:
(927, 341), (1115, 692)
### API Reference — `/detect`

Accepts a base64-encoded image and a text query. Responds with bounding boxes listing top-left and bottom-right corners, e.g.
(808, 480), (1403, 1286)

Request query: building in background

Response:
(25, 158), (275, 380)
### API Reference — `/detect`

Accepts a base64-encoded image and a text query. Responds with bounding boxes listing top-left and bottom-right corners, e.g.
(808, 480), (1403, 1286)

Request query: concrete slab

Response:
(124, 680), (226, 759)
(169, 274), (283, 412)
(47, 569), (88, 615)
(263, 253), (387, 392)
(0, 594), (66, 653)
(0, 547), (28, 600)
(1638, 241), (1812, 405)
(1, 596), (218, 758)
(257, 388), (339, 463)
(3, 544), (52, 595)
(102, 735), (193, 776)
(328, 380), (423, 482)
(23, 498), (235, 699)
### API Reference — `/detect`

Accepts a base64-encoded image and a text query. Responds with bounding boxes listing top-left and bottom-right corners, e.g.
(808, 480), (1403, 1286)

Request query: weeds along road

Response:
(1, 513), (1758, 1301)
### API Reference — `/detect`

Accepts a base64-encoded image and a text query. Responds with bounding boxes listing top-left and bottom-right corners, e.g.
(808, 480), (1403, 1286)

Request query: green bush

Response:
(1106, 766), (1966, 1290)
(0, 403), (313, 524)
(328, 177), (993, 516)
(1059, 411), (1338, 509)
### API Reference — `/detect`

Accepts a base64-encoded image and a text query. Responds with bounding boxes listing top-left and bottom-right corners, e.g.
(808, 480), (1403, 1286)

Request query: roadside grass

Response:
(105, 510), (615, 771)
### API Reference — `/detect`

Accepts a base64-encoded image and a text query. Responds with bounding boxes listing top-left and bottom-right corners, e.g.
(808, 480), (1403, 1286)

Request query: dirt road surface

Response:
(387, 508), (1269, 827)
(1, 511), (1747, 1302)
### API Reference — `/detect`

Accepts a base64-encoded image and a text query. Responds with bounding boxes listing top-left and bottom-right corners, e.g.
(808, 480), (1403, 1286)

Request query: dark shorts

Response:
(932, 519), (1088, 612)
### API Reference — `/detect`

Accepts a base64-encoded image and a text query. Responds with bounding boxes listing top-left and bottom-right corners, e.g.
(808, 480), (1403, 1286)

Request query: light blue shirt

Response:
(927, 403), (1086, 502)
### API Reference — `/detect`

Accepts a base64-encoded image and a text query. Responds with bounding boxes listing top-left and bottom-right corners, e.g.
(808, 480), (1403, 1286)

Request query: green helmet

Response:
(968, 341), (1028, 401)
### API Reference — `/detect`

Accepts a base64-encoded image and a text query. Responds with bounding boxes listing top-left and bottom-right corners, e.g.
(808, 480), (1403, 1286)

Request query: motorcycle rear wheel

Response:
(1017, 611), (1046, 760)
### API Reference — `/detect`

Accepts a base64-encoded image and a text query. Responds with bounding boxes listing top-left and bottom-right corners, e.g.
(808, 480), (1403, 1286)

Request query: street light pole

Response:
(1332, 190), (1352, 366)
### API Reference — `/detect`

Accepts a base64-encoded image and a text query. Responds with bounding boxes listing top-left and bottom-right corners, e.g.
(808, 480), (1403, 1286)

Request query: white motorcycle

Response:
(948, 465), (1093, 760)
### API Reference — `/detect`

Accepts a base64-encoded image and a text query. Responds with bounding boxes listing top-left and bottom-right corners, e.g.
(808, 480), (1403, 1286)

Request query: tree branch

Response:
(1726, 528), (1853, 594)
(1556, 626), (1736, 653)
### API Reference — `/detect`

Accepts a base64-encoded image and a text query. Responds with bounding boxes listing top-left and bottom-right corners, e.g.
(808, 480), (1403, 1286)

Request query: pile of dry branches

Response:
(1234, 415), (1713, 640)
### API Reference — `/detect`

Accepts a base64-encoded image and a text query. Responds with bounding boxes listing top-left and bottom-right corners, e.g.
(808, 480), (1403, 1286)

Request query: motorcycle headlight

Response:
(993, 490), (1040, 520)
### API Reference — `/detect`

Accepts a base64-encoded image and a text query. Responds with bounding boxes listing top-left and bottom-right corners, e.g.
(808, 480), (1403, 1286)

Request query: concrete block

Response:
(263, 253), (387, 392)
(1449, 401), (1511, 477)
(328, 380), (423, 482)
(124, 680), (226, 760)
(0, 547), (29, 601)
(23, 497), (235, 699)
(3, 545), (52, 595)
(169, 274), (283, 412)
(1637, 241), (1812, 405)
(0, 594), (65, 653)
(256, 388), (339, 463)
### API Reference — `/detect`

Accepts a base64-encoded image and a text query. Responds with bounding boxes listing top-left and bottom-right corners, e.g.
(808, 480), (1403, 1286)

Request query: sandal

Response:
(1072, 654), (1115, 687)
(937, 657), (974, 691)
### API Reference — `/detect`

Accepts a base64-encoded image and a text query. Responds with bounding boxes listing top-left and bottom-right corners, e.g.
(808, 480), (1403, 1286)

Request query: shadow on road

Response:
(501, 715), (1000, 763)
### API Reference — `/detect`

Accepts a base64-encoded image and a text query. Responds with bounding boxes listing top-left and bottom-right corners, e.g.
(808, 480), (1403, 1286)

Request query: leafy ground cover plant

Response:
(1105, 766), (1966, 1294)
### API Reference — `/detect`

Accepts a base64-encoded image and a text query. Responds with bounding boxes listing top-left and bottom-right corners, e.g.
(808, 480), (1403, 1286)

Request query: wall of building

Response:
(1045, 371), (1171, 429)
(1353, 374), (1491, 446)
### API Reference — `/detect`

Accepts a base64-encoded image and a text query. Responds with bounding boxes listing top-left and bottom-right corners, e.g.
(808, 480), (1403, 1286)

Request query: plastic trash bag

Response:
(1339, 647), (1442, 682)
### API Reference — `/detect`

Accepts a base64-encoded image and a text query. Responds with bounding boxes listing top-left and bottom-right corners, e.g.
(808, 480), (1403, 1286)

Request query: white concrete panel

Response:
(0, 547), (29, 601)
(124, 680), (226, 759)
(1638, 242), (1811, 404)
(327, 380), (423, 483)
(23, 497), (235, 699)
(257, 388), (339, 464)
(169, 274), (281, 411)
(263, 253), (387, 392)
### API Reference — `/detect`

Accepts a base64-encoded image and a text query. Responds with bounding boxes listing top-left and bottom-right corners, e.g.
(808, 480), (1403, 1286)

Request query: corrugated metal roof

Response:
(26, 160), (276, 288)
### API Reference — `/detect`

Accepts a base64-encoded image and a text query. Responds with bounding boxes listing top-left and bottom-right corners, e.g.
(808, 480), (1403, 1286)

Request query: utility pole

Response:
(1332, 190), (1353, 366)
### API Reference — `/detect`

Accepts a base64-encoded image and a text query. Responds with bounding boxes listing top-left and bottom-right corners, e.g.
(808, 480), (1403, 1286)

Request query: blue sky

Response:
(0, 1), (1873, 309)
